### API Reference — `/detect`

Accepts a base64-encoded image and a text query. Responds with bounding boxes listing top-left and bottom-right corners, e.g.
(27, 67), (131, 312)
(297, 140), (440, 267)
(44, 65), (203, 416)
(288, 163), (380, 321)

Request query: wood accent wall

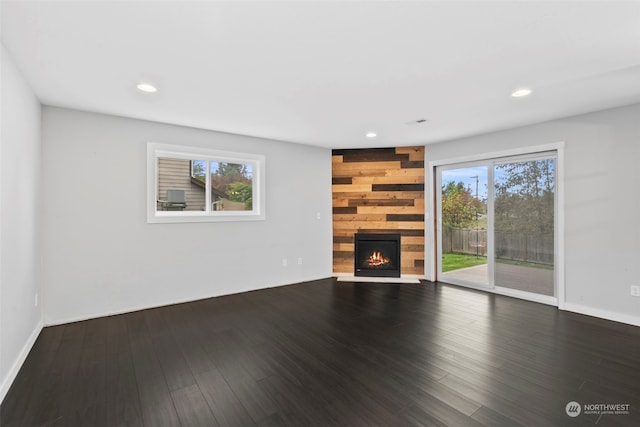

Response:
(332, 147), (425, 275)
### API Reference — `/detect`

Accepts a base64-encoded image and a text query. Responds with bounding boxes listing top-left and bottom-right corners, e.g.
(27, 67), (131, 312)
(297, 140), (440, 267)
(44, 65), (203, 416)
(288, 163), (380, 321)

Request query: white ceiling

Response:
(2, 1), (640, 149)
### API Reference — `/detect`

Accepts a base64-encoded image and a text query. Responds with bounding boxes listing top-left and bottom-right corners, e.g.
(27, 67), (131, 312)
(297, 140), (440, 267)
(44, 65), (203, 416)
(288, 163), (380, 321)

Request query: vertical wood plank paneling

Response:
(332, 147), (425, 275)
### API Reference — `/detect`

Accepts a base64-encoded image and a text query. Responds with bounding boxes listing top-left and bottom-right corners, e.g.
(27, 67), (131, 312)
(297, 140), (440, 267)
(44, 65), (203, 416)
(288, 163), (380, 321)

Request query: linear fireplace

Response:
(354, 233), (401, 278)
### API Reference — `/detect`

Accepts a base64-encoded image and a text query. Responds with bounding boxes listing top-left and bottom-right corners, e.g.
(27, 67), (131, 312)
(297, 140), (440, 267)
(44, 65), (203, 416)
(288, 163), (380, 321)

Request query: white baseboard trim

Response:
(44, 296), (223, 327)
(1, 320), (43, 404)
(562, 302), (640, 327)
(44, 275), (331, 327)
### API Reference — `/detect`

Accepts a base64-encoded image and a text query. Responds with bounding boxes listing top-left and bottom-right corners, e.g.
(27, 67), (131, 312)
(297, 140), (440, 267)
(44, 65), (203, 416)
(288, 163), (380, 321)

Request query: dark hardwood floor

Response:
(2, 278), (639, 426)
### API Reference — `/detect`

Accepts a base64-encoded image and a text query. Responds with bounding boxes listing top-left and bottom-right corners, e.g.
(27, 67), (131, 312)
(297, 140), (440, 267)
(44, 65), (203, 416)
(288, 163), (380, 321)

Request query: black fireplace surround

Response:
(354, 233), (401, 278)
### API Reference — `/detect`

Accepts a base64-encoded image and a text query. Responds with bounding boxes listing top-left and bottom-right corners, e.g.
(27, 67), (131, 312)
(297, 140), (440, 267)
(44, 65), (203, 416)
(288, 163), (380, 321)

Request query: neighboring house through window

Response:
(147, 143), (265, 223)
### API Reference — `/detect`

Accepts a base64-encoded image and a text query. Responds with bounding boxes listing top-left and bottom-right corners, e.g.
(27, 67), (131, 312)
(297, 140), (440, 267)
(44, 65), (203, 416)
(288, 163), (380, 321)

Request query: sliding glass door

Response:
(437, 165), (490, 287)
(494, 157), (555, 296)
(437, 152), (557, 301)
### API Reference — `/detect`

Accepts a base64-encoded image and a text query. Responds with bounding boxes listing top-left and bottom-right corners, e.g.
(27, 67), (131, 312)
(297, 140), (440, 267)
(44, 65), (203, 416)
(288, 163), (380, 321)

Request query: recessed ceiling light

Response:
(137, 83), (157, 93)
(511, 88), (532, 98)
(365, 132), (377, 138)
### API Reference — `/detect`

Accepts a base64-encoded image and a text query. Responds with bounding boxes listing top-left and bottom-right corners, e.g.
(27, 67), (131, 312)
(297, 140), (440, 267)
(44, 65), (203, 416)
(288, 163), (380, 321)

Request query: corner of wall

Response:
(0, 321), (42, 404)
(0, 42), (45, 405)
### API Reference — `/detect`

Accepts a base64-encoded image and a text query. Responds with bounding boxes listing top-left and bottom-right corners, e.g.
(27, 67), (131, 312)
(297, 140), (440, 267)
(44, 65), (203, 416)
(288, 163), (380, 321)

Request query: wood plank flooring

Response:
(2, 278), (640, 426)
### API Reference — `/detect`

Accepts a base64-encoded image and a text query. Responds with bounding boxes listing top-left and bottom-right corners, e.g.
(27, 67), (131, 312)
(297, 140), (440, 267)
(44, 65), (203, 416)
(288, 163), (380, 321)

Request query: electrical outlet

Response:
(631, 285), (640, 297)
(316, 212), (321, 220)
(282, 258), (288, 267)
(35, 293), (39, 307)
(298, 257), (303, 265)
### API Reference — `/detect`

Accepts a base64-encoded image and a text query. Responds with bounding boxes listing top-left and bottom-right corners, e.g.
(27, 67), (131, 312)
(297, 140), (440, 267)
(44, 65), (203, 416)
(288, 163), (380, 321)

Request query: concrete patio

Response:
(442, 262), (554, 296)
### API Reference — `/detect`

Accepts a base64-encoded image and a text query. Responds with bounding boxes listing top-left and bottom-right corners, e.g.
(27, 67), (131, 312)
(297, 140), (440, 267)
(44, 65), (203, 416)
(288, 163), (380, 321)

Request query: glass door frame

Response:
(436, 161), (494, 290)
(428, 143), (564, 308)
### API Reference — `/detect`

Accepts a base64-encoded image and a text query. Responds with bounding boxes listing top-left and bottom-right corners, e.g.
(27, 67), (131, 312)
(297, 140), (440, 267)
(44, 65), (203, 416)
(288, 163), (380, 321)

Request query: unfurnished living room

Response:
(1, 1), (640, 426)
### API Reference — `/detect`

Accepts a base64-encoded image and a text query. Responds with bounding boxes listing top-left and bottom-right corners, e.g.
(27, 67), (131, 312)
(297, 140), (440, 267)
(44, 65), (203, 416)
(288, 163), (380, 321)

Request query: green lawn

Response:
(442, 253), (553, 272)
(442, 253), (487, 272)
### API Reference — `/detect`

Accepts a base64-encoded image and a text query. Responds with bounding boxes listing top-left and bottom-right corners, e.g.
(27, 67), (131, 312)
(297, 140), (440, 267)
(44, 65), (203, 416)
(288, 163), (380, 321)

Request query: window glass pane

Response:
(440, 166), (489, 286)
(494, 158), (555, 296)
(191, 160), (206, 182)
(157, 158), (208, 211)
(210, 161), (254, 211)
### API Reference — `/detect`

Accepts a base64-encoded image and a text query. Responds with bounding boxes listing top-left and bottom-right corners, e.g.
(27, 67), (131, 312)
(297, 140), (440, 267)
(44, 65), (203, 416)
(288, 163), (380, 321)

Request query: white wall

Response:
(425, 103), (640, 325)
(41, 107), (333, 325)
(0, 44), (43, 402)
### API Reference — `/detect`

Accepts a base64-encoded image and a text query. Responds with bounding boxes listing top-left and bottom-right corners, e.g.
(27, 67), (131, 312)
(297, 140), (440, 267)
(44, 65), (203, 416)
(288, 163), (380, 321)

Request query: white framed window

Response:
(147, 142), (265, 223)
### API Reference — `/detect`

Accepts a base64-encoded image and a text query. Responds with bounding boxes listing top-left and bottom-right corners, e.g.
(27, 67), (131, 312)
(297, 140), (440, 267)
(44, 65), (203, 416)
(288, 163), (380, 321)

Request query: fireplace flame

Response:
(368, 251), (390, 267)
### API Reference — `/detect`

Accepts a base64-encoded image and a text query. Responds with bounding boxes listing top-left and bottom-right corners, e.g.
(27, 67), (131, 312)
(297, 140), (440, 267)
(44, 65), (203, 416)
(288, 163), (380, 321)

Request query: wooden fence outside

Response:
(442, 227), (487, 257)
(442, 226), (553, 265)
